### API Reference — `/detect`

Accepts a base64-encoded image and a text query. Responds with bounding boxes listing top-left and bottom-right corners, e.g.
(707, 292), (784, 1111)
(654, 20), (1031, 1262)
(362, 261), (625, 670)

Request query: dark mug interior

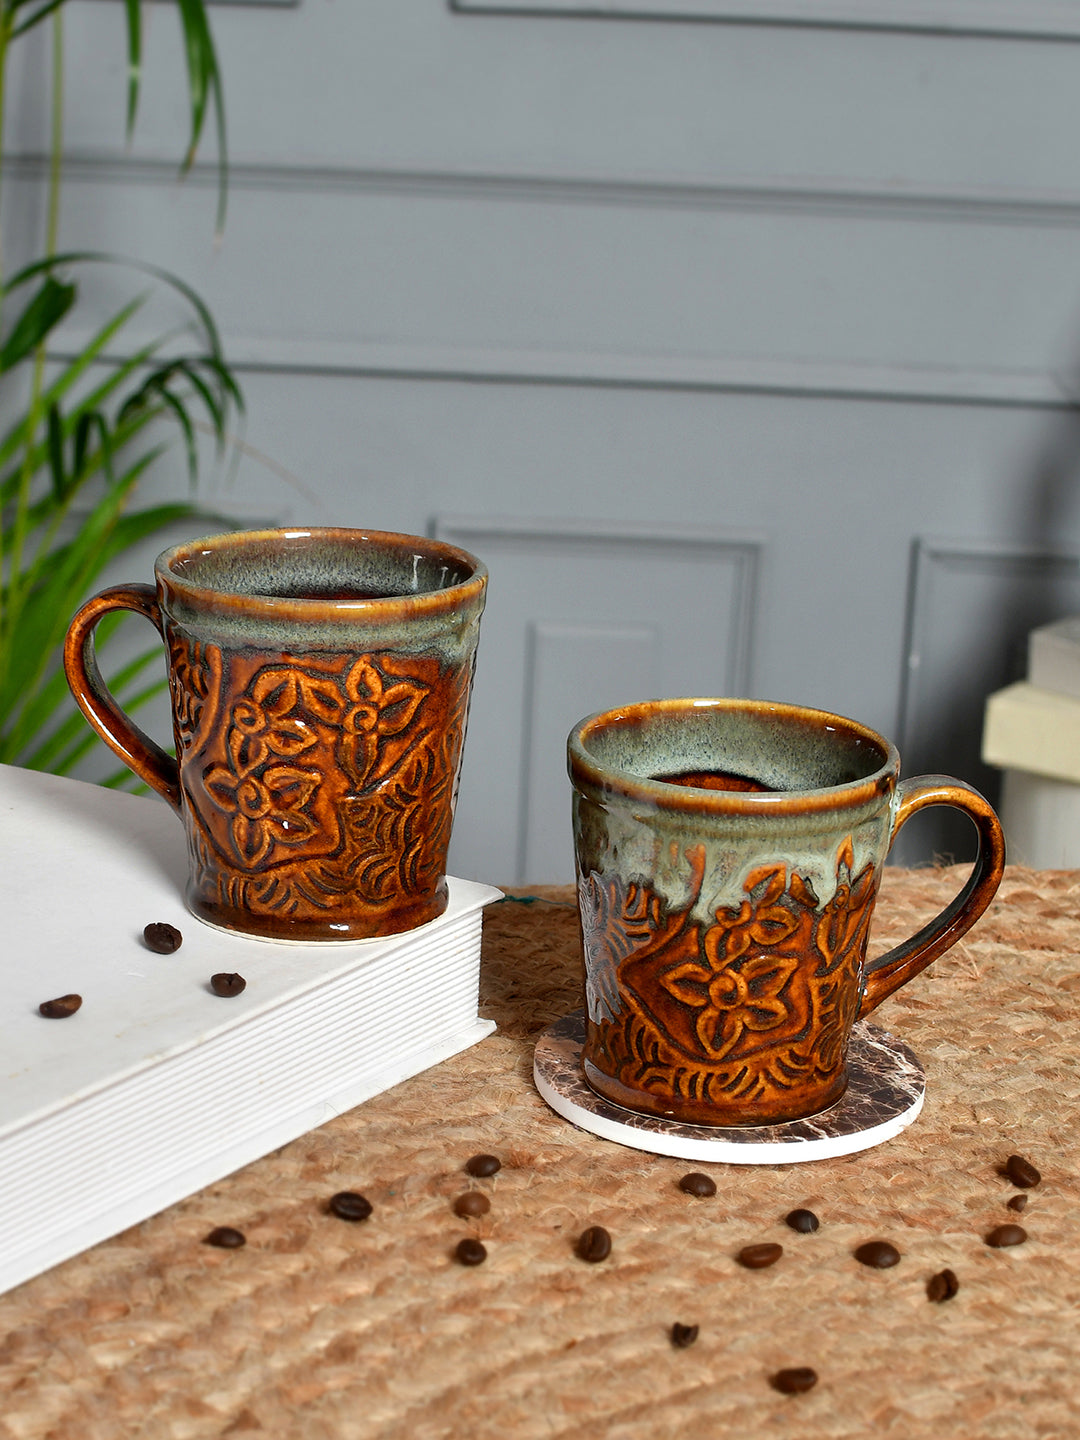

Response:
(164, 530), (479, 605)
(574, 698), (894, 797)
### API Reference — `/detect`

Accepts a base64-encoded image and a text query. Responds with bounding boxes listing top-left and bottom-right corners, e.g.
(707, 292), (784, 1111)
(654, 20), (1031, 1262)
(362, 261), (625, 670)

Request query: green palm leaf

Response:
(0, 294), (148, 472)
(174, 0), (227, 233)
(10, 1), (226, 231)
(9, 0), (67, 38)
(123, 0), (142, 139)
(0, 275), (75, 371)
(0, 0), (239, 784)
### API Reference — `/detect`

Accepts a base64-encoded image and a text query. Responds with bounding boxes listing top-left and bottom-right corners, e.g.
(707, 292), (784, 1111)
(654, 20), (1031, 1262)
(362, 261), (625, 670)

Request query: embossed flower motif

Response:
(169, 639), (215, 750)
(204, 669), (334, 868)
(811, 839), (878, 1072)
(205, 724), (323, 867)
(813, 979), (853, 1076)
(656, 864), (805, 1059)
(245, 670), (344, 756)
(814, 838), (877, 978)
(662, 950), (799, 1060)
(704, 863), (805, 968)
(339, 659), (428, 790)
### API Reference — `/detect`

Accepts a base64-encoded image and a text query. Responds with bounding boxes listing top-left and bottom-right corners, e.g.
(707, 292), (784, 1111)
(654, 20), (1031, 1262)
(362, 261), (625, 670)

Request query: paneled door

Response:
(437, 516), (761, 883)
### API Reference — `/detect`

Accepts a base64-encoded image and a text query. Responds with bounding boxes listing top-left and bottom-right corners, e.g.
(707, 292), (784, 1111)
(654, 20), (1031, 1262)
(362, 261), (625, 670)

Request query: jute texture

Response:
(1, 866), (1077, 1440)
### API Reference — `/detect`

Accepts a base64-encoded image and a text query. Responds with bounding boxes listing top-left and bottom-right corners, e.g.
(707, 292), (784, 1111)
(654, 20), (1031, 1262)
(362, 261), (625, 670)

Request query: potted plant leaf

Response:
(0, 0), (241, 785)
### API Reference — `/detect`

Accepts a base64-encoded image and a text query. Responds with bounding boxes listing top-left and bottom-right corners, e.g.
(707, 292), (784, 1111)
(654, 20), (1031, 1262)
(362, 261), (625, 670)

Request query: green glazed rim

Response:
(568, 697), (900, 819)
(156, 526), (487, 628)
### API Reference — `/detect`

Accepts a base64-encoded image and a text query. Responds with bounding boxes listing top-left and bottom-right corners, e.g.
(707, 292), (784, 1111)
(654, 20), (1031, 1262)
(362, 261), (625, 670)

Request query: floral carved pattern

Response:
(168, 636), (219, 756)
(168, 634), (471, 928)
(581, 839), (878, 1122)
(200, 659), (429, 871)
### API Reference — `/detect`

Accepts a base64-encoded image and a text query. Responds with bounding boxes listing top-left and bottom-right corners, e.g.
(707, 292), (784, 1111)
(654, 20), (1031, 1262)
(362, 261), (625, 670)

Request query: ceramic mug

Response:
(64, 528), (487, 942)
(568, 697), (1006, 1127)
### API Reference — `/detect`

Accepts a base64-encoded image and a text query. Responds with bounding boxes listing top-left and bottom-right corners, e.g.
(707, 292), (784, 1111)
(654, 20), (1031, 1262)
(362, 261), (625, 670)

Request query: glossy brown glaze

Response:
(570, 697), (1005, 1127)
(856, 774), (1006, 1017)
(163, 633), (474, 937)
(64, 528), (487, 941)
(580, 839), (874, 1125)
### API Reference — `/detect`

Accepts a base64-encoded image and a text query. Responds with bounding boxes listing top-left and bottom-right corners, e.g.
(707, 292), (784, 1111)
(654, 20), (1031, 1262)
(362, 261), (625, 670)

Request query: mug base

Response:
(185, 884), (449, 944)
(581, 1056), (848, 1129)
(535, 1011), (925, 1165)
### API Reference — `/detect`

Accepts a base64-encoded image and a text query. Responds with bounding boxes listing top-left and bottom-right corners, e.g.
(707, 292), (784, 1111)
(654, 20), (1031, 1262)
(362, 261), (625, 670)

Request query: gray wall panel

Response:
(10, 4), (1080, 194)
(9, 0), (1080, 879)
(895, 538), (1080, 864)
(453, 0), (1080, 40)
(12, 164), (1080, 394)
(432, 517), (760, 881)
(522, 619), (661, 880)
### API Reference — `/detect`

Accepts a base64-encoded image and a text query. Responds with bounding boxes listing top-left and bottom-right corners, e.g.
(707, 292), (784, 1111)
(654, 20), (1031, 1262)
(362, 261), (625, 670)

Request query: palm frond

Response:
(123, 0), (142, 138)
(0, 0), (239, 783)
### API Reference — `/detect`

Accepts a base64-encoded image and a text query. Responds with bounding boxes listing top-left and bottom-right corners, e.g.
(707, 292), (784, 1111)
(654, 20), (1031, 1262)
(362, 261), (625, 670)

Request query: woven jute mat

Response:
(1, 866), (1077, 1440)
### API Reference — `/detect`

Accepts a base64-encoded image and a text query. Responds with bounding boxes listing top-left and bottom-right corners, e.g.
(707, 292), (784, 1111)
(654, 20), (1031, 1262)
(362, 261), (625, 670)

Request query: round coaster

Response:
(533, 1010), (925, 1165)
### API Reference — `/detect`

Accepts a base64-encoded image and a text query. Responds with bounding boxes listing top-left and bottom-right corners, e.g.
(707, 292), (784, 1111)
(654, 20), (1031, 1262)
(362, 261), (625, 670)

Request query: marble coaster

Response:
(533, 1011), (925, 1165)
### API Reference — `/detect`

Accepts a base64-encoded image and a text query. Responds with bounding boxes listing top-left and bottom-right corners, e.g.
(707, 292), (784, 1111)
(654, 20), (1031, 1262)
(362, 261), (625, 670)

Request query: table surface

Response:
(1, 865), (1077, 1440)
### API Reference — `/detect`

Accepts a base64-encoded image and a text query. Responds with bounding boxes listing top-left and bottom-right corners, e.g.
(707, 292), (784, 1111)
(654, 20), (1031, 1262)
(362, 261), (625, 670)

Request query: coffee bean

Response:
(785, 1208), (820, 1233)
(576, 1225), (612, 1263)
(455, 1237), (487, 1266)
(143, 922), (182, 954)
(670, 1323), (699, 1349)
(854, 1240), (901, 1269)
(926, 1268), (960, 1302)
(38, 994), (81, 1019)
(986, 1223), (1027, 1248)
(205, 1226), (245, 1248)
(453, 1192), (491, 1218)
(678, 1172), (717, 1198)
(771, 1366), (818, 1394)
(210, 972), (246, 997)
(738, 1242), (783, 1270)
(465, 1153), (501, 1178)
(329, 1191), (373, 1222)
(1005, 1155), (1041, 1189)
(1007, 1194), (1029, 1213)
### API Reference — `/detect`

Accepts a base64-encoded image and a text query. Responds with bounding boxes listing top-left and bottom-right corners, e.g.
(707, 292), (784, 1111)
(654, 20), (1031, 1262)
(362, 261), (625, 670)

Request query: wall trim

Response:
(897, 537), (1080, 758)
(48, 332), (1079, 409)
(433, 512), (763, 687)
(99, 0), (298, 6)
(433, 514), (763, 880)
(451, 0), (1080, 41)
(11, 152), (1080, 228)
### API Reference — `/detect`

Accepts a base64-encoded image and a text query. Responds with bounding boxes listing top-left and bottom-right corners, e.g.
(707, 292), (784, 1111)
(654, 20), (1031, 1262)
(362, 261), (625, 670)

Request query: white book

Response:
(0, 764), (500, 1297)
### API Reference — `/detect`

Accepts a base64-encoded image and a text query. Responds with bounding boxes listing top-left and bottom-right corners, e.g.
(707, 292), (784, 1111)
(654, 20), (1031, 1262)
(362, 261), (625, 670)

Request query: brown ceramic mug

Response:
(64, 528), (487, 941)
(569, 698), (1006, 1127)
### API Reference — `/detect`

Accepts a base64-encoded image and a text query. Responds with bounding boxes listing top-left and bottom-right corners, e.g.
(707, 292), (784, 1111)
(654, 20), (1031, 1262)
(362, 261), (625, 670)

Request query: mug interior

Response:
(576, 699), (892, 795)
(165, 529), (477, 603)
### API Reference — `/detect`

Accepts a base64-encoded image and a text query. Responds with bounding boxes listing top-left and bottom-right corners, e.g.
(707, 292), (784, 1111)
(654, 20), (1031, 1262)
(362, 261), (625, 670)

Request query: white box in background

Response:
(1029, 616), (1080, 699)
(983, 618), (1080, 867)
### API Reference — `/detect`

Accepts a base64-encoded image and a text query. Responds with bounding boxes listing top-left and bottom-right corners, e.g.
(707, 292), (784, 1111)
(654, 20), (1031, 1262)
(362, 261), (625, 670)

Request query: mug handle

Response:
(63, 584), (182, 812)
(858, 774), (1006, 1018)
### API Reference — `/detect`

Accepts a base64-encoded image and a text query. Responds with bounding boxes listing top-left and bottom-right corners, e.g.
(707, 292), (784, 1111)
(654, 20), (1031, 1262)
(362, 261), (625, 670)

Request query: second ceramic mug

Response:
(569, 697), (1006, 1127)
(65, 528), (487, 942)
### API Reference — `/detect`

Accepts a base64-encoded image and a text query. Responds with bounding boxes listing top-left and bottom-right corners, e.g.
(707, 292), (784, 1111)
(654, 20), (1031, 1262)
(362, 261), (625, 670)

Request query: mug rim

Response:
(568, 696), (900, 817)
(155, 526), (487, 623)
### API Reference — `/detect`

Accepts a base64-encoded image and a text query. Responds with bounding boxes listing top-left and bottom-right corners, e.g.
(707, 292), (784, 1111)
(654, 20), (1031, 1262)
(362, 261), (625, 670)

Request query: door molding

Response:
(452, 0), (1080, 41)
